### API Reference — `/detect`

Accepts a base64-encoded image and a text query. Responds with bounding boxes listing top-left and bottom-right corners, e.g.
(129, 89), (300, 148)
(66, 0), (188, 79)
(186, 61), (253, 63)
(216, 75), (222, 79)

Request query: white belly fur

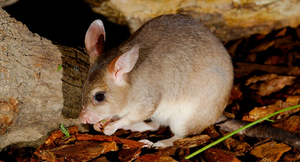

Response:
(150, 99), (197, 134)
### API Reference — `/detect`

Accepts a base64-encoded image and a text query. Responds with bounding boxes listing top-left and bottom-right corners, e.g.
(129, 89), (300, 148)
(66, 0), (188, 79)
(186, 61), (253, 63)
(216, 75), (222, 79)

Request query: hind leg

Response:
(148, 117), (190, 148)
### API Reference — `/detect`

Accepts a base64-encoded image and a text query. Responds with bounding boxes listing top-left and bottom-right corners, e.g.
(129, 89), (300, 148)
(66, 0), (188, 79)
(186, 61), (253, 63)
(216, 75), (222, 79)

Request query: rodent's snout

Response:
(78, 108), (89, 124)
(78, 107), (105, 124)
(80, 119), (89, 124)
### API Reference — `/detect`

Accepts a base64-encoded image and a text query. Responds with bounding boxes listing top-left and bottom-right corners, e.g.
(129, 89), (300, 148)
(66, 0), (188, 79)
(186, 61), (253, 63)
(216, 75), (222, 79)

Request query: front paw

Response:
(103, 123), (119, 135)
(93, 122), (102, 132)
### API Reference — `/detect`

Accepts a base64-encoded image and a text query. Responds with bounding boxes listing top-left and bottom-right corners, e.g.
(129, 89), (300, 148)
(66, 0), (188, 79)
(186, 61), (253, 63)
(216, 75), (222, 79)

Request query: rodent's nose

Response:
(79, 117), (91, 124)
(79, 109), (89, 124)
(81, 119), (89, 124)
(79, 116), (89, 124)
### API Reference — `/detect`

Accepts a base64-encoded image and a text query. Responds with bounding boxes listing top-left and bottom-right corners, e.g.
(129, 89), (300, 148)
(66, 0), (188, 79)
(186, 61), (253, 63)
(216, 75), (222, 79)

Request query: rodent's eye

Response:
(94, 92), (106, 102)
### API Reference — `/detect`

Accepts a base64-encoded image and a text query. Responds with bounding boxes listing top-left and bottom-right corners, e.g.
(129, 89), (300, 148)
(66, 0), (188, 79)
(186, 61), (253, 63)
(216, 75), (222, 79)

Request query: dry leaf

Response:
(225, 38), (243, 56)
(234, 62), (300, 77)
(118, 147), (142, 162)
(288, 77), (300, 95)
(76, 134), (144, 149)
(136, 154), (177, 162)
(173, 135), (210, 148)
(286, 95), (300, 104)
(250, 40), (274, 52)
(242, 100), (297, 122)
(245, 52), (257, 62)
(34, 126), (146, 161)
(35, 141), (118, 161)
(283, 149), (300, 161)
(271, 115), (300, 132)
(223, 137), (251, 153)
(257, 76), (296, 96)
(156, 147), (177, 157)
(230, 85), (243, 100)
(274, 28), (287, 38)
(205, 125), (220, 138)
(204, 148), (241, 162)
(250, 141), (291, 161)
(246, 74), (278, 86)
(264, 56), (282, 65)
(37, 126), (78, 149)
(246, 74), (296, 96)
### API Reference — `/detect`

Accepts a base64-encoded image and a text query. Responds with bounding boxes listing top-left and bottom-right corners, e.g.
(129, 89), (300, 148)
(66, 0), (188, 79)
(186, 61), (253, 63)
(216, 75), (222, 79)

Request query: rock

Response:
(84, 0), (300, 41)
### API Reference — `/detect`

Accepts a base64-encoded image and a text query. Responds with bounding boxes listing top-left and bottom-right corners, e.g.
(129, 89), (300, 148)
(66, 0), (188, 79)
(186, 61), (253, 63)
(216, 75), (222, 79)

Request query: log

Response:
(0, 0), (17, 7)
(0, 7), (88, 150)
(85, 0), (300, 41)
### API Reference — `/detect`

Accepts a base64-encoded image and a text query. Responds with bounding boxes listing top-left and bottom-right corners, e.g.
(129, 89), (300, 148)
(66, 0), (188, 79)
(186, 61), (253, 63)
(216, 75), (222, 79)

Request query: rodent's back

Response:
(121, 14), (233, 98)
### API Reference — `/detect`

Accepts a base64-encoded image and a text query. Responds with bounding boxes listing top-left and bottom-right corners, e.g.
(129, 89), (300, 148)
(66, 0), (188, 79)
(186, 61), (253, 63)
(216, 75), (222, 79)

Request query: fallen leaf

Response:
(250, 141), (291, 161)
(173, 134), (210, 148)
(255, 34), (266, 40)
(225, 38), (244, 56)
(234, 62), (300, 76)
(76, 134), (144, 149)
(223, 137), (251, 153)
(245, 52), (257, 62)
(283, 149), (300, 161)
(223, 111), (236, 119)
(204, 125), (220, 138)
(264, 56), (283, 65)
(34, 127), (145, 161)
(156, 147), (177, 157)
(204, 148), (241, 162)
(89, 156), (110, 162)
(274, 28), (287, 38)
(246, 74), (296, 96)
(230, 85), (243, 100)
(273, 35), (295, 49)
(286, 95), (300, 104)
(39, 125), (78, 149)
(242, 100), (297, 122)
(257, 76), (296, 96)
(135, 154), (177, 162)
(250, 40), (274, 52)
(271, 115), (300, 132)
(118, 147), (142, 162)
(35, 141), (118, 161)
(288, 77), (300, 95)
(246, 74), (278, 86)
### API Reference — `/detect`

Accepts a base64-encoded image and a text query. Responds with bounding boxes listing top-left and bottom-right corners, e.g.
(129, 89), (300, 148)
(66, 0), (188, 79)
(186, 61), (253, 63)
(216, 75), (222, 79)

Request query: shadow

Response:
(3, 0), (130, 49)
(3, 0), (131, 118)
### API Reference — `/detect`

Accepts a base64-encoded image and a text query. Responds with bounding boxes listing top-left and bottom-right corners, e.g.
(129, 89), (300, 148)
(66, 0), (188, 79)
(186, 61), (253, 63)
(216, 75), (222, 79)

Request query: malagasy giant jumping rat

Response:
(79, 14), (300, 148)
(79, 14), (233, 147)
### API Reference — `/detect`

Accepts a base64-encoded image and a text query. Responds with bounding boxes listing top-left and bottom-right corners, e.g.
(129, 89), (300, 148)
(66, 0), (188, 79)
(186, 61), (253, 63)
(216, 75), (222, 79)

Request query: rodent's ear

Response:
(108, 45), (139, 84)
(85, 19), (106, 65)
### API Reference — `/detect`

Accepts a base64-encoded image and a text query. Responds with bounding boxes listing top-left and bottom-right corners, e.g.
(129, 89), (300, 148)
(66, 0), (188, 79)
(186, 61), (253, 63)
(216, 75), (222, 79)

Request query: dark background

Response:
(3, 0), (131, 49)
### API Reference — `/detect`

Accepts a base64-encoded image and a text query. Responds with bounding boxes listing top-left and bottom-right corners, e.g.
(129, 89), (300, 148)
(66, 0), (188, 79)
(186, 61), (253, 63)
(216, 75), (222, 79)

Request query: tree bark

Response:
(0, 7), (88, 150)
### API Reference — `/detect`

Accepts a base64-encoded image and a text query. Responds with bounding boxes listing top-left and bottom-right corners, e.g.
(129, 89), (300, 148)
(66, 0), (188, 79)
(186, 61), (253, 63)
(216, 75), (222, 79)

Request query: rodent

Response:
(79, 14), (232, 147)
(79, 14), (300, 149)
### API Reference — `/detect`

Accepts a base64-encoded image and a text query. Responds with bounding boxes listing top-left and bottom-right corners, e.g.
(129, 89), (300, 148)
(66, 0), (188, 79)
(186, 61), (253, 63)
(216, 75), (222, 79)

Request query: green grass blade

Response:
(57, 64), (62, 72)
(185, 104), (300, 159)
(59, 123), (70, 138)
